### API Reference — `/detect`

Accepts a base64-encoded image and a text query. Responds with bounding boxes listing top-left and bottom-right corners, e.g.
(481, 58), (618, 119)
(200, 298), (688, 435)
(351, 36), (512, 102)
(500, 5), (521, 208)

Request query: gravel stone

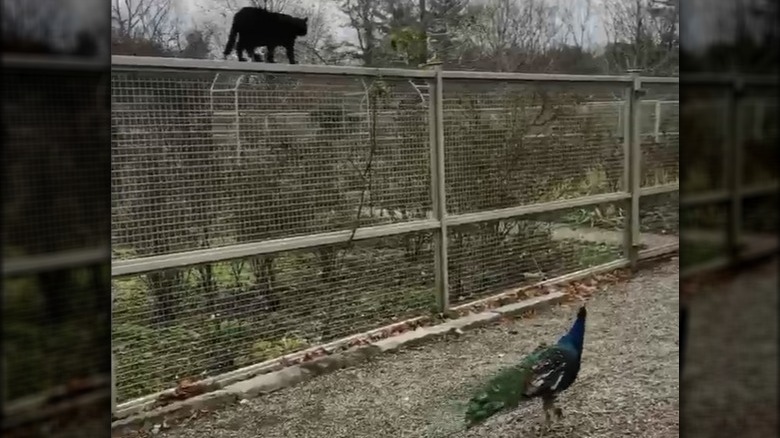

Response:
(683, 258), (778, 438)
(158, 260), (679, 438)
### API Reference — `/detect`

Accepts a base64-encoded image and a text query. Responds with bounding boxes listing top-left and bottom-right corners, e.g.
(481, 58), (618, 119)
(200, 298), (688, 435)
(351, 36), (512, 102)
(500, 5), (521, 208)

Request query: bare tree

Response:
(339, 0), (389, 66)
(212, 0), (292, 13)
(423, 0), (472, 65)
(291, 1), (335, 63)
(601, 0), (678, 74)
(559, 0), (595, 50)
(111, 0), (188, 57)
(112, 0), (176, 42)
(462, 0), (562, 71)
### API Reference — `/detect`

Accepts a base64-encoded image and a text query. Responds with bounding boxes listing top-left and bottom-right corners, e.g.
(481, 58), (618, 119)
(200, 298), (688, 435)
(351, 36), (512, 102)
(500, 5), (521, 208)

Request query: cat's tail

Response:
(223, 18), (238, 59)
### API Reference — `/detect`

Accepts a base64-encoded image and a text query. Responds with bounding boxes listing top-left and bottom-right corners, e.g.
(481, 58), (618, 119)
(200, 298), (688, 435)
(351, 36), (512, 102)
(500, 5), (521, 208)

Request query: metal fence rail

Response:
(108, 56), (687, 410)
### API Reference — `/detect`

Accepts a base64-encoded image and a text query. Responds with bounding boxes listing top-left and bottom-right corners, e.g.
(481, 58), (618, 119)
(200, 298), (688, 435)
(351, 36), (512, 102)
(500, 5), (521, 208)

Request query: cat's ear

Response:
(304, 17), (308, 22)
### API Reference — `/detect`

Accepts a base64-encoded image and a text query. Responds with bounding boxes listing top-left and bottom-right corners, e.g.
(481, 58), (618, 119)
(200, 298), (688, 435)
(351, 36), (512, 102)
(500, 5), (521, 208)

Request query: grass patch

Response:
(561, 204), (624, 230)
(576, 242), (622, 267)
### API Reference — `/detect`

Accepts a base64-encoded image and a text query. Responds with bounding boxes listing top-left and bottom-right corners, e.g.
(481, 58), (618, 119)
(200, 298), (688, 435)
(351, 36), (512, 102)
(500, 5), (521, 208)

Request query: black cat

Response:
(223, 7), (308, 64)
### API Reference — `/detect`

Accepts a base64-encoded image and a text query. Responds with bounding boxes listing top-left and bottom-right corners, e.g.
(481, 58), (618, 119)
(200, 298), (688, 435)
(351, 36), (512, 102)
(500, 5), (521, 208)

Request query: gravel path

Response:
(683, 257), (778, 438)
(160, 260), (679, 438)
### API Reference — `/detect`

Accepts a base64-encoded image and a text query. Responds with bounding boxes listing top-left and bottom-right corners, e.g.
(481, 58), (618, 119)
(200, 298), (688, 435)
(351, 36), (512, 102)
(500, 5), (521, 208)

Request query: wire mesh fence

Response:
(2, 58), (111, 423)
(680, 202), (729, 270)
(640, 192), (679, 235)
(680, 86), (728, 194)
(447, 203), (626, 305)
(442, 81), (627, 214)
(109, 57), (682, 408)
(641, 84), (679, 188)
(112, 71), (432, 259)
(679, 76), (778, 275)
(742, 194), (778, 236)
(113, 231), (436, 401)
(741, 85), (778, 187)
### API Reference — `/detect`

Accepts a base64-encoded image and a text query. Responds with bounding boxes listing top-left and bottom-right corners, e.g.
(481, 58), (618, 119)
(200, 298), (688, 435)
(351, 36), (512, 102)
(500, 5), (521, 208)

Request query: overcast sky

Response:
(170, 0), (738, 53)
(177, 0), (608, 49)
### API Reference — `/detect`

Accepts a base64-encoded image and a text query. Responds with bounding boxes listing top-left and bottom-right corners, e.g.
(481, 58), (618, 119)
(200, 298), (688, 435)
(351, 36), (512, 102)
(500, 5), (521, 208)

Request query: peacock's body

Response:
(464, 306), (587, 429)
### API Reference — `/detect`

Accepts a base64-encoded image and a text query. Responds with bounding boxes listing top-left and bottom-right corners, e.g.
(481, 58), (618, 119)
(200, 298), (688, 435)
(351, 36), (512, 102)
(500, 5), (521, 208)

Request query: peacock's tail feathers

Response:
(464, 347), (549, 428)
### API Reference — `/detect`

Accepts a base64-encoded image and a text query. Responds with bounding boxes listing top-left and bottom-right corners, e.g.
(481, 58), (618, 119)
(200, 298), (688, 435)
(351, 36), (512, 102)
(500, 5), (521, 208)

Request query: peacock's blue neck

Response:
(557, 314), (586, 356)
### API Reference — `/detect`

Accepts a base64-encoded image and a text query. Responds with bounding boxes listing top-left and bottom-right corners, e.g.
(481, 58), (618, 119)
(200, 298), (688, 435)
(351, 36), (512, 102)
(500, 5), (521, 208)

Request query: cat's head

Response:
(294, 17), (308, 36)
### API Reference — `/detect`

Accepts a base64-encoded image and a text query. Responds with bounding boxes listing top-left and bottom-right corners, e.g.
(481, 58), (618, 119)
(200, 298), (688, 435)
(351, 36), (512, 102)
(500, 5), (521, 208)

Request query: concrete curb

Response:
(111, 291), (566, 435)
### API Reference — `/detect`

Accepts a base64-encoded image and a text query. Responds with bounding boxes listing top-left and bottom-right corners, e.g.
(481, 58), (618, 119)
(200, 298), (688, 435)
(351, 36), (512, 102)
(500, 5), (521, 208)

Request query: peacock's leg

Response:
(542, 396), (555, 429)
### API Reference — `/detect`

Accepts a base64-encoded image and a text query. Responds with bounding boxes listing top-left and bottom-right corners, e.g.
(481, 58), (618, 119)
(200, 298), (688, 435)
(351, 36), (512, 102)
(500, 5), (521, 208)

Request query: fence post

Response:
(427, 63), (449, 313)
(726, 77), (744, 259)
(623, 70), (644, 269)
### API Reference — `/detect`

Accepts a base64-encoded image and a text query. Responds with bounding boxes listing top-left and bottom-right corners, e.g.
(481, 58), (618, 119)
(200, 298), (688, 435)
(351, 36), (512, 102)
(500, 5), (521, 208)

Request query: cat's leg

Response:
(284, 43), (297, 64)
(235, 39), (247, 62)
(266, 45), (276, 63)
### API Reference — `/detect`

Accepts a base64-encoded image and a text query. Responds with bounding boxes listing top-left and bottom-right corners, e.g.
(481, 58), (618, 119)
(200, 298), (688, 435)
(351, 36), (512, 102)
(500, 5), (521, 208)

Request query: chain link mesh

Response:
(111, 69), (438, 402)
(442, 81), (628, 214)
(639, 192), (679, 250)
(741, 85), (778, 187)
(113, 232), (435, 402)
(742, 194), (778, 236)
(681, 86), (728, 193)
(112, 71), (432, 259)
(739, 84), (778, 256)
(448, 203), (626, 305)
(111, 65), (680, 406)
(679, 80), (777, 272)
(680, 202), (729, 270)
(3, 65), (110, 405)
(641, 84), (679, 187)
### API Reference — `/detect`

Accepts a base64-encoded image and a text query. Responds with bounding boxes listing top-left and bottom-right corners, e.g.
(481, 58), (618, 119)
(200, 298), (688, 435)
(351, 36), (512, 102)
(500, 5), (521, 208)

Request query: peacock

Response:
(464, 305), (587, 430)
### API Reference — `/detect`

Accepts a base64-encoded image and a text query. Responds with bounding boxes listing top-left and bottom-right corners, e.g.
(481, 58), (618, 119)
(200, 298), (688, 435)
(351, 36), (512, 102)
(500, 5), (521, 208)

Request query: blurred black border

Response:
(1, 0), (112, 436)
(679, 0), (779, 437)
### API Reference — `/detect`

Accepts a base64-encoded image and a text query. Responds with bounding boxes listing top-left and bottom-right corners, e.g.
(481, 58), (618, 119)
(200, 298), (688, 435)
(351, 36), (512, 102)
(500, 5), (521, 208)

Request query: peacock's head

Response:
(557, 305), (587, 353)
